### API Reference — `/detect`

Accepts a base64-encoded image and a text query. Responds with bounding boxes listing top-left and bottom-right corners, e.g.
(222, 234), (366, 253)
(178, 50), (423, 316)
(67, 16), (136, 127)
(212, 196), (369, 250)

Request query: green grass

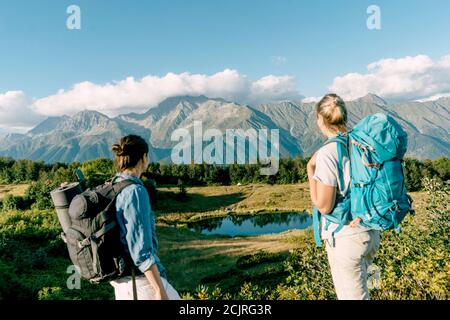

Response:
(1, 181), (447, 300)
(0, 184), (29, 200)
(0, 183), (312, 299)
(157, 225), (304, 293)
(155, 183), (311, 225)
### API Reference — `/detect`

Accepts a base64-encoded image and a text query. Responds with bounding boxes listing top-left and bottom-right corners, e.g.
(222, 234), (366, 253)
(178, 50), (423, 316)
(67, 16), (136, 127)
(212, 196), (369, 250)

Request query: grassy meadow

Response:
(0, 184), (29, 200)
(0, 180), (448, 300)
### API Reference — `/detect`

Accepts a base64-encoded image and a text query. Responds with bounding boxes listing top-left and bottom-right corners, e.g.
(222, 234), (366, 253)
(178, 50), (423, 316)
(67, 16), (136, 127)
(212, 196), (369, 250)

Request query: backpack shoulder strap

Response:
(323, 133), (349, 196)
(112, 179), (142, 196)
(312, 208), (323, 247)
(324, 132), (348, 147)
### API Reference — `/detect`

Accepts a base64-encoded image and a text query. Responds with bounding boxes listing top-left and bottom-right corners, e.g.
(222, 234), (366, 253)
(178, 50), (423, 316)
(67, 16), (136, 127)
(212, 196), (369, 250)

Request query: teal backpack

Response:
(313, 113), (415, 247)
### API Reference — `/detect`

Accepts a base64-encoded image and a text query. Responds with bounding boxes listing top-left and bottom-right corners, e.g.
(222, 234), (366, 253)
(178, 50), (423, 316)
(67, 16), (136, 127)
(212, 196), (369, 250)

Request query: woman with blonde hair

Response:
(307, 94), (381, 300)
(109, 134), (180, 300)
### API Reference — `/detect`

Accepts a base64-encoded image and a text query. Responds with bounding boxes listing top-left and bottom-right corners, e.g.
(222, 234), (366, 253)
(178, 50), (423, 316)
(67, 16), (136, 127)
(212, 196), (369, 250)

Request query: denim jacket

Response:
(114, 172), (167, 279)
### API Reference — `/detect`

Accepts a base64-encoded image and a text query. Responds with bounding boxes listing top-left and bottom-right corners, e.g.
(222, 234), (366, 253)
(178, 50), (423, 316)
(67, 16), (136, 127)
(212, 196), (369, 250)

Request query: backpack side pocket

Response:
(65, 226), (96, 280)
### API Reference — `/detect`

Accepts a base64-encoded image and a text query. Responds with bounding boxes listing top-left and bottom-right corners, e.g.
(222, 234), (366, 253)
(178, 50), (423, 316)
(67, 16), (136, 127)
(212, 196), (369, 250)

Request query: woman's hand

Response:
(156, 289), (169, 300)
(349, 217), (362, 227)
(144, 264), (169, 300)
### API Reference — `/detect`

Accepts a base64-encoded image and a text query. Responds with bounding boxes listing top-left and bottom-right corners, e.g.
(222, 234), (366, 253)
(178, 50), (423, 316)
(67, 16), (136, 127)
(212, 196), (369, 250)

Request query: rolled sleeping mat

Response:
(50, 182), (82, 233)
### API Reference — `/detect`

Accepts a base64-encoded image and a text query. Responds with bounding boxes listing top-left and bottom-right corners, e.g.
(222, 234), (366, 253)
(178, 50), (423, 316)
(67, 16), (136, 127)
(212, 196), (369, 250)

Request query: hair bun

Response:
(316, 93), (348, 132)
(112, 144), (125, 156)
(112, 135), (149, 171)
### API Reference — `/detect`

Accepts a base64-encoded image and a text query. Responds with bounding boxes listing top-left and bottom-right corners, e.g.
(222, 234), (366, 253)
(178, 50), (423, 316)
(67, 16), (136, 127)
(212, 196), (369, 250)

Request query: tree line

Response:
(0, 156), (448, 212)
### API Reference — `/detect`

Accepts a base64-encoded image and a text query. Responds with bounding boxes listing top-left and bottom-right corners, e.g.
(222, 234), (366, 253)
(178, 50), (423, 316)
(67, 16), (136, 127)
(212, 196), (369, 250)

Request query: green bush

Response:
(176, 179), (188, 201)
(30, 247), (49, 269)
(26, 180), (61, 210)
(80, 158), (115, 188)
(0, 208), (115, 300)
(236, 251), (284, 269)
(277, 234), (336, 300)
(0, 258), (33, 300)
(276, 178), (449, 300)
(1, 195), (19, 212)
(37, 287), (64, 300)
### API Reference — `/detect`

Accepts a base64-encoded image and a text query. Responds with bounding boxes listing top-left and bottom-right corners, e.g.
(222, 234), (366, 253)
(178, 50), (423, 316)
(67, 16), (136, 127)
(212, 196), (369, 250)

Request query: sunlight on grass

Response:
(0, 184), (29, 200)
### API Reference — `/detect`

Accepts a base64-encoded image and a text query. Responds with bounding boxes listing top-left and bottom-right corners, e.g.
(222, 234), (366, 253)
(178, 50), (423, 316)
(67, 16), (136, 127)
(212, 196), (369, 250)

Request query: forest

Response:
(0, 156), (448, 212)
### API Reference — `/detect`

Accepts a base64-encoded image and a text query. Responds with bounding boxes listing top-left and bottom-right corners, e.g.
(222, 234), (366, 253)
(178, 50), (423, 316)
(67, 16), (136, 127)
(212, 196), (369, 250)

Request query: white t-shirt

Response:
(313, 141), (369, 240)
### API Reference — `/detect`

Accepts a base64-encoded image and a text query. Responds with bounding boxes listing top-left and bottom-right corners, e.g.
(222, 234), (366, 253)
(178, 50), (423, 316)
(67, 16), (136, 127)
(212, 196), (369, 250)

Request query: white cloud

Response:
(4, 55), (450, 133)
(31, 69), (302, 117)
(0, 91), (44, 130)
(415, 92), (450, 102)
(250, 75), (301, 103)
(329, 55), (450, 100)
(302, 96), (322, 103)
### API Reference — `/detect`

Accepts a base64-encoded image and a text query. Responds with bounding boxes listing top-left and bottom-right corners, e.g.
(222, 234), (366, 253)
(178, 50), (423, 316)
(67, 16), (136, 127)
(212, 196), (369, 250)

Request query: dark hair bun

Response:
(112, 143), (124, 156)
(111, 135), (149, 171)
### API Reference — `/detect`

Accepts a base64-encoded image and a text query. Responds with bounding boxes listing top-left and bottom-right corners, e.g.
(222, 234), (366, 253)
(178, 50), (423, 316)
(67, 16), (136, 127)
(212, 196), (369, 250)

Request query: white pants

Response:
(325, 230), (381, 300)
(110, 275), (181, 300)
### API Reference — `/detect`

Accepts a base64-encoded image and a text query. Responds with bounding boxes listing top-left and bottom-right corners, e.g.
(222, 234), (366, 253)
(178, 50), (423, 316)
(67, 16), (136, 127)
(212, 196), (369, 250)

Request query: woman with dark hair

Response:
(109, 135), (180, 300)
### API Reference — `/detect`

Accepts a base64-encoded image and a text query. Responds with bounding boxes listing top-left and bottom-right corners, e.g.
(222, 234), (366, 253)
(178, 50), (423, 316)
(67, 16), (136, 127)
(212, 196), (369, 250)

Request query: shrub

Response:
(236, 251), (284, 269)
(1, 195), (19, 212)
(30, 247), (49, 269)
(176, 179), (188, 201)
(1, 195), (30, 212)
(277, 239), (336, 300)
(80, 158), (115, 188)
(26, 180), (58, 210)
(37, 287), (64, 300)
(276, 178), (449, 300)
(0, 258), (33, 300)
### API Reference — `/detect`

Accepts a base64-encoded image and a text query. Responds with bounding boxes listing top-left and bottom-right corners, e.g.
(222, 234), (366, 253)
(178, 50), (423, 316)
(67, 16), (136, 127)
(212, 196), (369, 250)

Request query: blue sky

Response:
(1, 0), (450, 131)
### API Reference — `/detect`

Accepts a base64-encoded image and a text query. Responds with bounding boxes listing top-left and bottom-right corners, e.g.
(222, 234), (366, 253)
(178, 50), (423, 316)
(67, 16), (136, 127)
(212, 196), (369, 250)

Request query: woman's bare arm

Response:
(307, 153), (318, 204)
(144, 264), (169, 300)
(307, 152), (337, 214)
(314, 181), (336, 214)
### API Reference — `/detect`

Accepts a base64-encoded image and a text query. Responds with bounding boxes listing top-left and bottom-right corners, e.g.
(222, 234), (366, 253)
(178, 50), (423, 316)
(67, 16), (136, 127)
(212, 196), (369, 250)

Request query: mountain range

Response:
(0, 94), (449, 163)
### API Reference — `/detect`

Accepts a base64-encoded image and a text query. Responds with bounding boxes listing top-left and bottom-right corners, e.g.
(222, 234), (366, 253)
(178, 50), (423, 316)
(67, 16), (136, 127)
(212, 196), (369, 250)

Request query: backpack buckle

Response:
(392, 200), (400, 212)
(60, 232), (67, 244)
(77, 234), (98, 249)
(78, 238), (91, 249)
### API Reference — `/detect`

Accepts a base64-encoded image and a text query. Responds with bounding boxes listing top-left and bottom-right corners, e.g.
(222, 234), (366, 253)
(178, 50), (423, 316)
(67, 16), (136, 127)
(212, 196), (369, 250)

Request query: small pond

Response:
(188, 212), (312, 237)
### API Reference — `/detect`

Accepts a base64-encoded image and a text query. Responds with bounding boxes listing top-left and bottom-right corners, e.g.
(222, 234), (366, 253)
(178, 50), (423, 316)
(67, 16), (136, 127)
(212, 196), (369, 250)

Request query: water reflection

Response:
(188, 212), (312, 237)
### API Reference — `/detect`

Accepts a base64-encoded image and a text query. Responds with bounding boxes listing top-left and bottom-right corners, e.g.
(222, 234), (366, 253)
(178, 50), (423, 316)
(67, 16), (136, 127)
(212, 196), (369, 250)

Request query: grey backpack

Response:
(64, 177), (140, 283)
